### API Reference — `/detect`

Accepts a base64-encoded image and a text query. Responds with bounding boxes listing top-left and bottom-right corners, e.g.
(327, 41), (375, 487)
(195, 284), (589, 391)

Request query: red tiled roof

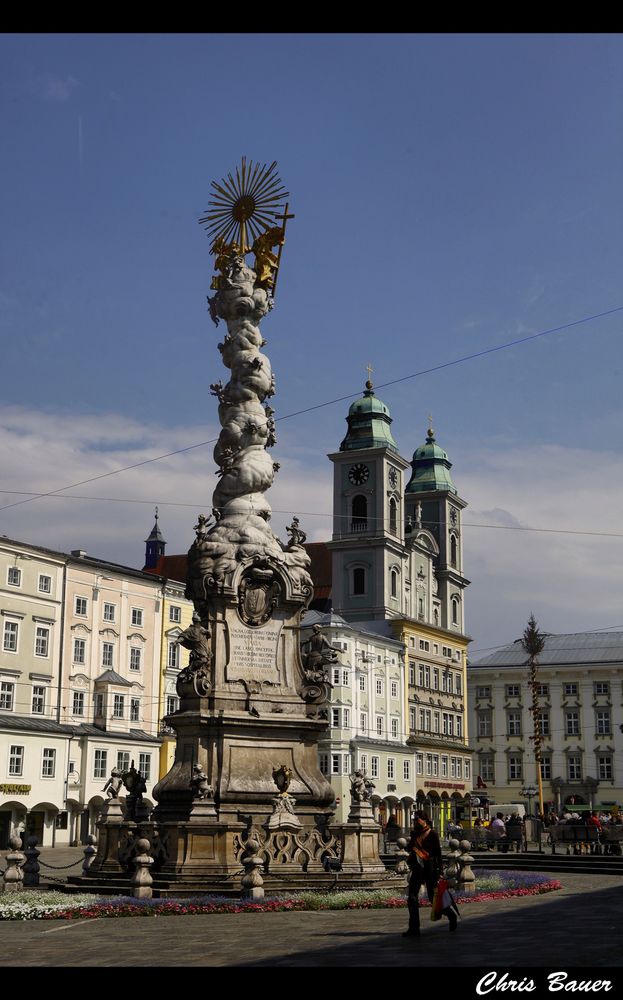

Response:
(143, 554), (188, 584)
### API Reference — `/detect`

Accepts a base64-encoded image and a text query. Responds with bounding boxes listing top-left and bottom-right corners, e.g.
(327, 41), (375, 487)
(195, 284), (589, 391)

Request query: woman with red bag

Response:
(403, 810), (458, 938)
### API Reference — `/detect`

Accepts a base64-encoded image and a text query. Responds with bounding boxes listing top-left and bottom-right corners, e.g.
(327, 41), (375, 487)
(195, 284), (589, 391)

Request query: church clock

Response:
(348, 463), (369, 485)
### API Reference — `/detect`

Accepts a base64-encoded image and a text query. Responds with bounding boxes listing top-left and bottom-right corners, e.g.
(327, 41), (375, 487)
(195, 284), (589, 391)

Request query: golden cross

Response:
(366, 363), (374, 384)
(271, 202), (296, 298)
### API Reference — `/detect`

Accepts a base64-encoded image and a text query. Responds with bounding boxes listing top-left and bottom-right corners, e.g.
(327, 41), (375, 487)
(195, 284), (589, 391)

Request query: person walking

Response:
(403, 810), (458, 938)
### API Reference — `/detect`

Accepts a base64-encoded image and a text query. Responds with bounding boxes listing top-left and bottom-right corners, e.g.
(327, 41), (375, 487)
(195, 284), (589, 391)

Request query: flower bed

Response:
(0, 871), (562, 921)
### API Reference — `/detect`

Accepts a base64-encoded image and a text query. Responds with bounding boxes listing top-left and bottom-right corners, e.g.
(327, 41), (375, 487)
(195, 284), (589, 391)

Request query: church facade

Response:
(316, 378), (473, 832)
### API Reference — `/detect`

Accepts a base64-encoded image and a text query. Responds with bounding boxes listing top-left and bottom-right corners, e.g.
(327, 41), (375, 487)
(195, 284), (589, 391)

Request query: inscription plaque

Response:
(226, 620), (282, 683)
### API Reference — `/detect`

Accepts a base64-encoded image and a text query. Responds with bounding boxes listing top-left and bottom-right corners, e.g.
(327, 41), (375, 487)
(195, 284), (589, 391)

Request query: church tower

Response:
(144, 507), (166, 570)
(404, 422), (469, 632)
(326, 378), (409, 621)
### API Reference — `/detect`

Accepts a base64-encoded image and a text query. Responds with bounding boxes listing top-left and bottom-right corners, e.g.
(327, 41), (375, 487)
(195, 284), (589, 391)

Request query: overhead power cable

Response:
(0, 303), (621, 515)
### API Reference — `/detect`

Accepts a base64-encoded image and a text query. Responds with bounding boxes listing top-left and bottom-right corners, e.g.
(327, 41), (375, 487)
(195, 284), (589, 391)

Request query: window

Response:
(130, 698), (140, 722)
(360, 712), (367, 733)
(508, 756), (522, 780)
(476, 686), (491, 699)
(103, 603), (116, 623)
(168, 643), (180, 669)
(456, 716), (463, 739)
(455, 673), (462, 695)
(72, 691), (85, 716)
(376, 716), (383, 736)
(371, 756), (379, 778)
(568, 755), (581, 780)
(94, 749), (107, 779)
(113, 694), (125, 719)
(42, 747), (56, 778)
(564, 683), (578, 697)
(117, 751), (130, 772)
(450, 536), (458, 567)
(31, 686), (45, 715)
(598, 756), (613, 781)
(38, 574), (52, 594)
(425, 753), (432, 776)
(477, 710), (492, 738)
(450, 756), (456, 778)
(166, 695), (179, 715)
(391, 718), (399, 738)
(480, 756), (495, 783)
(451, 598), (459, 625)
(537, 710), (549, 736)
(432, 755), (439, 776)
(433, 711), (440, 733)
(342, 669), (349, 686)
(403, 759), (410, 780)
(456, 758), (462, 778)
(409, 708), (416, 731)
(7, 565), (22, 587)
(353, 567), (366, 595)
(419, 708), (431, 731)
(596, 710), (611, 735)
(594, 682), (609, 696)
(416, 753), (423, 775)
(75, 596), (88, 616)
(464, 759), (471, 780)
(130, 647), (142, 671)
(506, 684), (520, 698)
(360, 753), (368, 773)
(507, 712), (522, 736)
(442, 645), (452, 658)
(331, 707), (340, 728)
(359, 675), (366, 692)
(565, 711), (580, 736)
(73, 638), (86, 664)
(432, 667), (439, 690)
(389, 497), (397, 535)
(95, 693), (104, 717)
(391, 680), (398, 699)
(536, 684), (549, 697)
(330, 754), (340, 775)
(9, 745), (24, 775)
(343, 708), (350, 729)
(35, 626), (49, 657)
(133, 752), (155, 782)
(447, 671), (454, 694)
(0, 681), (15, 711)
(351, 494), (368, 532)
(540, 756), (551, 780)
(102, 642), (114, 668)
(408, 664), (416, 685)
(390, 569), (398, 599)
(419, 640), (430, 652)
(169, 605), (182, 623)
(131, 608), (144, 627)
(441, 755), (448, 777)
(332, 668), (340, 685)
(387, 758), (395, 779)
(319, 754), (329, 775)
(3, 620), (19, 652)
(375, 678), (383, 696)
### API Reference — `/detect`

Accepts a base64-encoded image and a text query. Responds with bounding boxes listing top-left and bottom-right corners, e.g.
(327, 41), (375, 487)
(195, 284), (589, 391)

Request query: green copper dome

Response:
(405, 425), (457, 493)
(339, 381), (399, 453)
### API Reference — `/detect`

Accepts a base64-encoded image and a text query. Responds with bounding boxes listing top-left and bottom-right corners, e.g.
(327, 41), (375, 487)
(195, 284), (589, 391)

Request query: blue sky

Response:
(1, 33), (622, 654)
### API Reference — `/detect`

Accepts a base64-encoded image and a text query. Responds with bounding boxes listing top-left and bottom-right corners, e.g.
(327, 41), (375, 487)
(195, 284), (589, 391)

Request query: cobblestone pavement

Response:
(1, 859), (622, 970)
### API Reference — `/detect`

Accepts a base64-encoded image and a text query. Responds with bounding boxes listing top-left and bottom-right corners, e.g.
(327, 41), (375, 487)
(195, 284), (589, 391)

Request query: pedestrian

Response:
(490, 811), (508, 852)
(403, 810), (458, 938)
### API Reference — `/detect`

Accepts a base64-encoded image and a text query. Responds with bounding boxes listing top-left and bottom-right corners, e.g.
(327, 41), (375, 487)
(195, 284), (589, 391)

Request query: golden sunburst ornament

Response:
(199, 158), (289, 255)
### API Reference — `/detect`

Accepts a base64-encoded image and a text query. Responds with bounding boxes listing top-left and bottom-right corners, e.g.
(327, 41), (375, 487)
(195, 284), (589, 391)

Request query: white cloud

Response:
(1, 407), (620, 655)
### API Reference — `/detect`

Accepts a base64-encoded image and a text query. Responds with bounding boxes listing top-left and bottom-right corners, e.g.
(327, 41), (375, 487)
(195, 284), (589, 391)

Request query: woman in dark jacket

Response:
(403, 810), (458, 937)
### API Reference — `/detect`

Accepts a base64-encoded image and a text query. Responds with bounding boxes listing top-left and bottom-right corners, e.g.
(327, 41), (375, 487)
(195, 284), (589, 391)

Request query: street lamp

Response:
(522, 784), (538, 817)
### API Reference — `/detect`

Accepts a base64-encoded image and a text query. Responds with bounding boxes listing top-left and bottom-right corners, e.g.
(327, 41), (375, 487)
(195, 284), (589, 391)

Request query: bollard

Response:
(3, 836), (26, 893)
(132, 838), (154, 899)
(82, 834), (98, 874)
(457, 839), (476, 893)
(241, 837), (265, 900)
(394, 837), (410, 876)
(23, 835), (41, 886)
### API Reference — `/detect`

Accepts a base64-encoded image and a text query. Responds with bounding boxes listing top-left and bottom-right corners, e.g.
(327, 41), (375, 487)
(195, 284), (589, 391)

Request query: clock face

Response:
(388, 467), (398, 489)
(348, 463), (369, 485)
(450, 507), (458, 526)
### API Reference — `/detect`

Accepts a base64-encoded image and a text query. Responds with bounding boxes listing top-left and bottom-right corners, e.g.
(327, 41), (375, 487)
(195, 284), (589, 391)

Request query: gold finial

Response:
(366, 363), (374, 390)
